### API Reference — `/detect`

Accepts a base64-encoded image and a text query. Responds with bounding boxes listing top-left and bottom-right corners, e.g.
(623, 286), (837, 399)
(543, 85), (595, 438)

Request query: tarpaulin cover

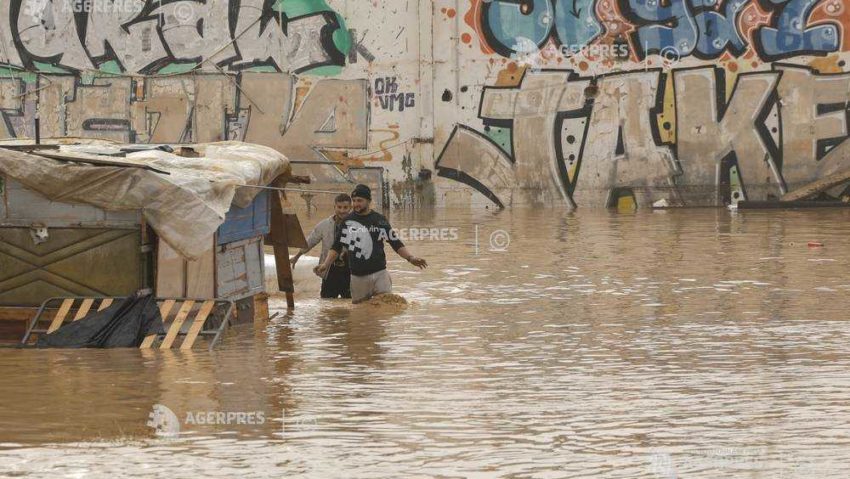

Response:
(0, 141), (290, 259)
(36, 294), (164, 349)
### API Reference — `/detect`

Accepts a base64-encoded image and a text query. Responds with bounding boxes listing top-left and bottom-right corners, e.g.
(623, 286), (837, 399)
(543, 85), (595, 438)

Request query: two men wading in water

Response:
(315, 184), (428, 304)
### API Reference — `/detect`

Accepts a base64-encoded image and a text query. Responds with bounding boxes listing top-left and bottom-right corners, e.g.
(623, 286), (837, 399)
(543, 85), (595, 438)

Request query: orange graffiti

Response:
(812, 0), (850, 53)
(358, 129), (402, 163)
(463, 0), (494, 55)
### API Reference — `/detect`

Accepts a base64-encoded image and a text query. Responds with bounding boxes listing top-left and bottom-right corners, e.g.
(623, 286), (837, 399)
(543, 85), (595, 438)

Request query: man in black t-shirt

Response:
(315, 184), (427, 303)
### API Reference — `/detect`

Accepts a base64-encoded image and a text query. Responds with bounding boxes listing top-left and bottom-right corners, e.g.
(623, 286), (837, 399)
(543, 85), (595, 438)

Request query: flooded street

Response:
(3, 208), (850, 477)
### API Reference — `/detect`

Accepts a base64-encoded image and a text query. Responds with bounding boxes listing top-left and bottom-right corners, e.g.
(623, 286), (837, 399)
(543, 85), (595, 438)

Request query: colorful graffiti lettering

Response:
(756, 0), (841, 60)
(436, 65), (850, 208)
(620, 0), (749, 58)
(475, 0), (602, 57)
(467, 0), (846, 62)
(0, 0), (350, 74)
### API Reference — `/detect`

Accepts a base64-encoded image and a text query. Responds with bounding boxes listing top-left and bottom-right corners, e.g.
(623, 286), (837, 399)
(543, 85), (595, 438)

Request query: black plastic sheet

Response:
(37, 294), (164, 349)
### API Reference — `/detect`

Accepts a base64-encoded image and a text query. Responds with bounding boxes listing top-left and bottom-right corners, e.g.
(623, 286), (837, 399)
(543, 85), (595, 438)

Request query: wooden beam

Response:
(739, 200), (850, 209)
(46, 299), (74, 333)
(180, 301), (215, 350)
(98, 298), (113, 311)
(73, 299), (94, 321)
(269, 184), (296, 310)
(141, 299), (176, 348)
(782, 168), (850, 202)
(160, 300), (194, 349)
(289, 175), (312, 184)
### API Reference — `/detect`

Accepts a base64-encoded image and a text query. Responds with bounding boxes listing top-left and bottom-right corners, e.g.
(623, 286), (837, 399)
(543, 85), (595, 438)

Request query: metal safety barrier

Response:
(20, 297), (234, 351)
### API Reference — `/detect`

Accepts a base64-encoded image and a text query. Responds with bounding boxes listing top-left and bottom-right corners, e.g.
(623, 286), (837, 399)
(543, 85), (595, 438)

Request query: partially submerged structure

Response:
(0, 140), (306, 344)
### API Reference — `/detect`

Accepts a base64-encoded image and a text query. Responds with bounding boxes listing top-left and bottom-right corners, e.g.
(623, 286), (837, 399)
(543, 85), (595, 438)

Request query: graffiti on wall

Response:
(0, 1), (379, 183)
(0, 0), (351, 74)
(373, 77), (416, 112)
(439, 0), (850, 208)
(463, 0), (847, 62)
(0, 72), (369, 181)
(436, 64), (850, 207)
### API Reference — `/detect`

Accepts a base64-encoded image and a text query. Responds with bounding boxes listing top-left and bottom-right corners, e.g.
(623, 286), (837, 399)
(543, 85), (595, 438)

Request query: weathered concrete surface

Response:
(1, 0), (850, 208)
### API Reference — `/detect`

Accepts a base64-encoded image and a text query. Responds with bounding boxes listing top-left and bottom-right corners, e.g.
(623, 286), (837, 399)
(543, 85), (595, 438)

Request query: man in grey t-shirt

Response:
(291, 194), (352, 298)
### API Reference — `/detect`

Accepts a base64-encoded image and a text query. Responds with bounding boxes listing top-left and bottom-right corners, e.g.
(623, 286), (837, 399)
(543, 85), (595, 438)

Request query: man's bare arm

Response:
(314, 249), (340, 275)
(397, 246), (427, 269)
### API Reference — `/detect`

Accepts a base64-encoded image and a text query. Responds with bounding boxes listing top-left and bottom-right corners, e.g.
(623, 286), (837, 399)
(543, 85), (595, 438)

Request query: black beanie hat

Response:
(352, 184), (372, 201)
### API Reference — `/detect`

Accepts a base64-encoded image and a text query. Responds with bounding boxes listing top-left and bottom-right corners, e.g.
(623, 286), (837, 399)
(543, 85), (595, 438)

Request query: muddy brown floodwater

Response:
(3, 208), (850, 478)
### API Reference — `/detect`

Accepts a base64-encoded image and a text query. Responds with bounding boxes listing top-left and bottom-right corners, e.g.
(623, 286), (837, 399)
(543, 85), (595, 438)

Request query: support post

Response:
(269, 188), (296, 310)
(266, 175), (309, 311)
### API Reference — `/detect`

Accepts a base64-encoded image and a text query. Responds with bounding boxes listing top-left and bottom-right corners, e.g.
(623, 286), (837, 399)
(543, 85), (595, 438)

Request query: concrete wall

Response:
(1, 0), (850, 209)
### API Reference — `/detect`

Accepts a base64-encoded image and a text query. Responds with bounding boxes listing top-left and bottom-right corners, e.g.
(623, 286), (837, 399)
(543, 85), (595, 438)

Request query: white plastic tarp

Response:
(0, 141), (290, 259)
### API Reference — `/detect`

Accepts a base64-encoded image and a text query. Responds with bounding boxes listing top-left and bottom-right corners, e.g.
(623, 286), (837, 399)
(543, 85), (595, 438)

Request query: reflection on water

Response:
(3, 209), (850, 477)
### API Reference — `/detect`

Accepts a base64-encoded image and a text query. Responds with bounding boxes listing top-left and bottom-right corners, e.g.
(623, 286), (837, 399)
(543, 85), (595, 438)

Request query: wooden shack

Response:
(0, 142), (305, 343)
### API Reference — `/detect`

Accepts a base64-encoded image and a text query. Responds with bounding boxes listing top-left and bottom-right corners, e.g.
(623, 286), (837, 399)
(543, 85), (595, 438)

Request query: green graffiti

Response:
(484, 126), (514, 158)
(156, 63), (198, 75)
(32, 62), (70, 75)
(0, 67), (36, 84)
(275, 0), (351, 76)
(9, 3), (351, 77)
(96, 61), (123, 75)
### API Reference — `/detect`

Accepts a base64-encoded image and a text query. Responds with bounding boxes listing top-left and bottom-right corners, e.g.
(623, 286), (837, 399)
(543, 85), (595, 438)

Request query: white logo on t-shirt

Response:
(341, 221), (374, 260)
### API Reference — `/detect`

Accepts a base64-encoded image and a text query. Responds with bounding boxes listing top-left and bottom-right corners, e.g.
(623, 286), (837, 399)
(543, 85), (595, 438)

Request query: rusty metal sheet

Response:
(0, 227), (142, 307)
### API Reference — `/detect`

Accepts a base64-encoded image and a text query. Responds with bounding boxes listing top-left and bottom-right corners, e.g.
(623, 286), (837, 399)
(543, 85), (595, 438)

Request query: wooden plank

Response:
(0, 307), (38, 344)
(180, 301), (215, 350)
(156, 238), (215, 299)
(0, 307), (39, 322)
(159, 300), (195, 349)
(273, 245), (295, 310)
(98, 298), (113, 311)
(269, 190), (296, 309)
(159, 299), (177, 320)
(739, 200), (850, 210)
(186, 245), (215, 298)
(46, 299), (74, 333)
(140, 300), (176, 349)
(217, 191), (270, 245)
(73, 298), (94, 321)
(254, 293), (269, 321)
(782, 168), (850, 202)
(156, 240), (187, 297)
(283, 214), (307, 249)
